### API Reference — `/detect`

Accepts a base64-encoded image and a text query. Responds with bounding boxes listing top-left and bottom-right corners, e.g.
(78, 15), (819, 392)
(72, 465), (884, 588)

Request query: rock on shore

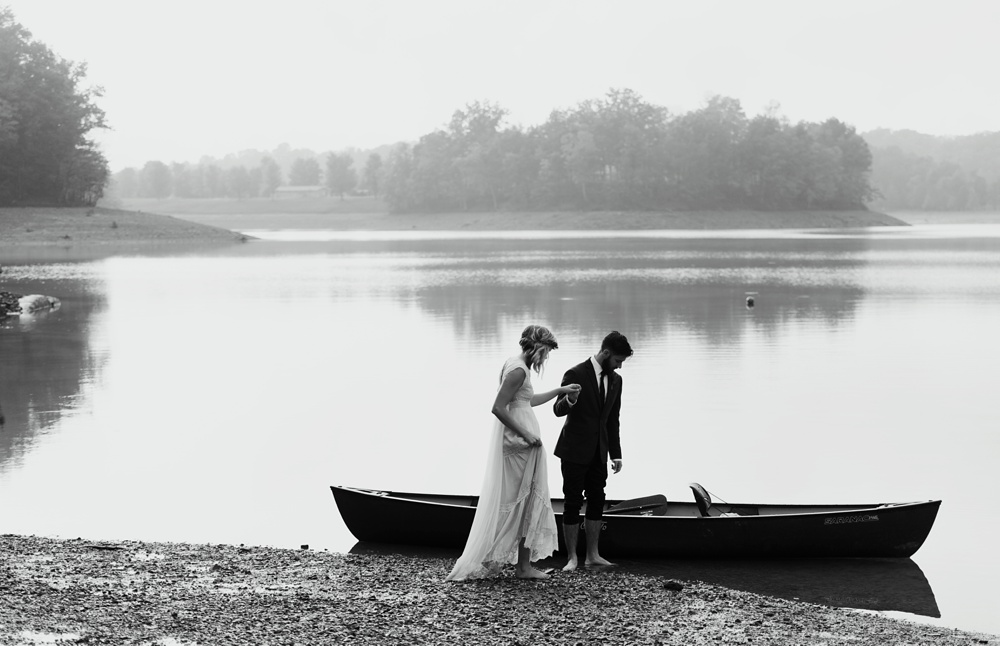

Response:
(0, 292), (60, 317)
(0, 534), (996, 645)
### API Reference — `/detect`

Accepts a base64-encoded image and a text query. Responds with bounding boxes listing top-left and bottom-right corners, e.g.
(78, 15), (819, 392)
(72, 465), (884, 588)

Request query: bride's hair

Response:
(519, 325), (558, 374)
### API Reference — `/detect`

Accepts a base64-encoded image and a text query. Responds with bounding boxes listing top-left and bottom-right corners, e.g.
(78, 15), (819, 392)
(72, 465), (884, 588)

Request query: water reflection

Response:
(615, 556), (939, 618)
(220, 236), (873, 344)
(348, 541), (939, 618)
(0, 278), (107, 473)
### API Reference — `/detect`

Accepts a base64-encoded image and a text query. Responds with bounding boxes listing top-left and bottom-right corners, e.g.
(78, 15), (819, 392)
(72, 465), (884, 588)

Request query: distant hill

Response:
(863, 129), (1000, 179)
(862, 129), (1000, 210)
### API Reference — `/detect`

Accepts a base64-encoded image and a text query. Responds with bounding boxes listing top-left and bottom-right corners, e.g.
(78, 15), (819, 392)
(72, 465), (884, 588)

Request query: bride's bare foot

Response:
(516, 566), (550, 580)
(562, 557), (579, 572)
(585, 555), (616, 567)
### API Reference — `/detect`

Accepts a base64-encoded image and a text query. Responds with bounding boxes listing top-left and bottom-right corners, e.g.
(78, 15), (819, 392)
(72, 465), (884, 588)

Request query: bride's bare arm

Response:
(531, 383), (580, 407)
(491, 368), (540, 444)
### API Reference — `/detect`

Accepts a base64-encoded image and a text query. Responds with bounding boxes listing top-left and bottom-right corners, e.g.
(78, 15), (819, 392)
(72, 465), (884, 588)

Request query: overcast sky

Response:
(5, 0), (999, 171)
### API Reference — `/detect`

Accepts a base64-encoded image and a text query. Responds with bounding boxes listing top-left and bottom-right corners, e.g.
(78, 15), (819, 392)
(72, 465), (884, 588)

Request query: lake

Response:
(2, 223), (999, 635)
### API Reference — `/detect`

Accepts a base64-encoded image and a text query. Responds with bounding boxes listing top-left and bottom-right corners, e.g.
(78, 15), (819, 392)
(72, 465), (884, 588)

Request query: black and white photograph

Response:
(2, 1), (998, 643)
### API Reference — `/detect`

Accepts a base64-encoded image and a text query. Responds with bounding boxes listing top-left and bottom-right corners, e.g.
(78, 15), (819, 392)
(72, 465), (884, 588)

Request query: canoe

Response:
(330, 485), (941, 558)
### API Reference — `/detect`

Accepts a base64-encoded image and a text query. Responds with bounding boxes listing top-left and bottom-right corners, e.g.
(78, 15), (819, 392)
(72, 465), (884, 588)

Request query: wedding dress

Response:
(445, 356), (558, 581)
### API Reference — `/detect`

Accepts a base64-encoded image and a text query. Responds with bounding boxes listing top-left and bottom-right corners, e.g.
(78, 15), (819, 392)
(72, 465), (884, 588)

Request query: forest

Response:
(111, 92), (878, 213)
(111, 113), (1000, 214)
(0, 9), (109, 206)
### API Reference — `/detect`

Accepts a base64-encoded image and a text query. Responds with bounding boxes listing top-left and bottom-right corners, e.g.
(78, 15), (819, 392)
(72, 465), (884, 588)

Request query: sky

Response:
(4, 0), (999, 171)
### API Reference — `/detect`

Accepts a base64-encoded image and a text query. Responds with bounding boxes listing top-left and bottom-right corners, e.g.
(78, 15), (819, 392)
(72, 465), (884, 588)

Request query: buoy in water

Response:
(746, 296), (755, 308)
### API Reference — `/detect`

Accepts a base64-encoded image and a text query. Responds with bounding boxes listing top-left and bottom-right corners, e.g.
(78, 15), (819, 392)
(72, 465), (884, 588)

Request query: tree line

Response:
(863, 129), (1000, 210)
(112, 91), (875, 213)
(111, 151), (382, 201)
(0, 9), (109, 206)
(379, 91), (875, 213)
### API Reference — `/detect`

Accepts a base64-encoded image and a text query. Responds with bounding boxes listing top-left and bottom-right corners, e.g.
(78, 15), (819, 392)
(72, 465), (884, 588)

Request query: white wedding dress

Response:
(445, 357), (558, 581)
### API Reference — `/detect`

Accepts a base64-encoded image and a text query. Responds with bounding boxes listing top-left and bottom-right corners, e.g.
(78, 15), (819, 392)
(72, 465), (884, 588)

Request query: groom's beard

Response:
(600, 358), (616, 378)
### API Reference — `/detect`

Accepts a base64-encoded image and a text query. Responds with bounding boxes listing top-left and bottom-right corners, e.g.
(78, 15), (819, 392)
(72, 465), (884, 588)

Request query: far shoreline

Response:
(113, 196), (911, 234)
(163, 208), (910, 233)
(4, 203), (997, 256)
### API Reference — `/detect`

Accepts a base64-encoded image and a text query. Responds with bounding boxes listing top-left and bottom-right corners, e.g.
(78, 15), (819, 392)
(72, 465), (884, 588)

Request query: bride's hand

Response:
(525, 433), (542, 447)
(561, 384), (582, 395)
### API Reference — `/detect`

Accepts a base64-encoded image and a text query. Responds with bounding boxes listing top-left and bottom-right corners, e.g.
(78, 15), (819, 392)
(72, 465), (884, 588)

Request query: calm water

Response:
(2, 224), (999, 635)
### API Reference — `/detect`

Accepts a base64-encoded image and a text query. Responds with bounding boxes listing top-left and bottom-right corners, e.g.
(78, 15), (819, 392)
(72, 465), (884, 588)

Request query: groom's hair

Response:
(601, 331), (633, 357)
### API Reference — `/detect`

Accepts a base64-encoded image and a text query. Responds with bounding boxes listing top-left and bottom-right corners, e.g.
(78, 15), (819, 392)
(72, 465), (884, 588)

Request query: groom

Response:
(553, 330), (633, 571)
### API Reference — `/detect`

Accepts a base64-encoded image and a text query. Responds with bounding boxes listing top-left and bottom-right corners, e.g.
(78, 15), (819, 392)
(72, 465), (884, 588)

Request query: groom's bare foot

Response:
(585, 555), (616, 567)
(516, 566), (550, 580)
(562, 557), (579, 572)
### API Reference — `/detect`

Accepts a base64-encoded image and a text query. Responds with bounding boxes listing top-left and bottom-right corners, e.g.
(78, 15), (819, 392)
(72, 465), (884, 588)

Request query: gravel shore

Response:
(1, 534), (995, 646)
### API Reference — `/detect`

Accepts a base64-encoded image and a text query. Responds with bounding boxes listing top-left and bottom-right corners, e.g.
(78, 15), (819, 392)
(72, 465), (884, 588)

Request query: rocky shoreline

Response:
(0, 534), (995, 645)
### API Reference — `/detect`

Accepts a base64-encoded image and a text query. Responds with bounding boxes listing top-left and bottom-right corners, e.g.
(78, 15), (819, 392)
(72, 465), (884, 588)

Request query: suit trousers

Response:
(560, 448), (608, 525)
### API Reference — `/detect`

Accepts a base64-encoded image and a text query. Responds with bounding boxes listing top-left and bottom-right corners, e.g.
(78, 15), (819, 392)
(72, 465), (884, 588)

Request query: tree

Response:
(498, 128), (541, 208)
(289, 157), (320, 185)
(139, 161), (171, 198)
(738, 114), (804, 209)
(382, 143), (414, 212)
(260, 157), (282, 196)
(0, 8), (109, 205)
(664, 95), (747, 207)
(61, 142), (109, 205)
(225, 165), (253, 198)
(810, 118), (874, 208)
(411, 130), (462, 210)
(248, 166), (263, 198)
(363, 153), (383, 196)
(449, 101), (508, 209)
(204, 165), (223, 197)
(113, 167), (139, 198)
(325, 153), (357, 199)
(561, 128), (601, 204)
(171, 163), (195, 198)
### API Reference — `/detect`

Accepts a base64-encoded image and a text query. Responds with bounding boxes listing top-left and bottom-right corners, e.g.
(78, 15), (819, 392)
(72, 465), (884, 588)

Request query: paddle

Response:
(605, 494), (668, 515)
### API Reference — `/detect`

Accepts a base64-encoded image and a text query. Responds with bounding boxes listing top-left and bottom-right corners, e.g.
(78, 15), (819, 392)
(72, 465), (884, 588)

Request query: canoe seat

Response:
(690, 483), (713, 517)
(606, 494), (668, 516)
(690, 483), (757, 517)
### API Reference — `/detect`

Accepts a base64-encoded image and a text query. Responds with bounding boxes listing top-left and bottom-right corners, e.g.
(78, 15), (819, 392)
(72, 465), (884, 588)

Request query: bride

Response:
(446, 325), (580, 581)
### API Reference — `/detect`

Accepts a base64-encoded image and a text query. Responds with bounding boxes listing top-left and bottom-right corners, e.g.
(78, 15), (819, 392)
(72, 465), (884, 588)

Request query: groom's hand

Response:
(611, 459), (623, 474)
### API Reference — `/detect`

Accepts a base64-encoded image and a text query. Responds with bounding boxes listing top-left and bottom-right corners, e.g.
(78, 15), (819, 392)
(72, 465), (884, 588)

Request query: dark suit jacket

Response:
(553, 358), (622, 465)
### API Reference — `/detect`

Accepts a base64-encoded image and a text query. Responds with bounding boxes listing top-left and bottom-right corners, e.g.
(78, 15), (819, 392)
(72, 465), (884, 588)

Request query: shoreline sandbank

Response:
(1, 534), (995, 645)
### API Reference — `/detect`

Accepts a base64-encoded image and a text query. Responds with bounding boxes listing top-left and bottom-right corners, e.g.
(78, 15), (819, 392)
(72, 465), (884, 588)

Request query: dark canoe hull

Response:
(330, 486), (941, 558)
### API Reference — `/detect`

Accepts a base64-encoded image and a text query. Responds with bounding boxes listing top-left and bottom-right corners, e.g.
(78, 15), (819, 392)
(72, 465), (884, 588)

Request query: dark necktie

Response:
(599, 371), (607, 405)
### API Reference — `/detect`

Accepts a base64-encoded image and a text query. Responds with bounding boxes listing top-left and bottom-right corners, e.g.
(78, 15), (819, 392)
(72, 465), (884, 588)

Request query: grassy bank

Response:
(0, 206), (248, 247)
(112, 197), (908, 232)
(883, 210), (1000, 225)
(1, 534), (994, 646)
(2, 204), (908, 252)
